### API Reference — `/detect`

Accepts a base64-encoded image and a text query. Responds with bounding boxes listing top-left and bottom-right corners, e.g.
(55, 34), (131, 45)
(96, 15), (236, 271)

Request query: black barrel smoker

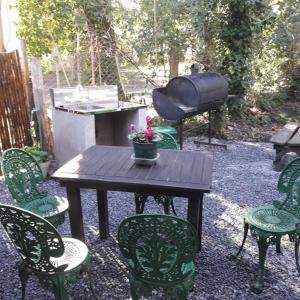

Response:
(153, 64), (228, 149)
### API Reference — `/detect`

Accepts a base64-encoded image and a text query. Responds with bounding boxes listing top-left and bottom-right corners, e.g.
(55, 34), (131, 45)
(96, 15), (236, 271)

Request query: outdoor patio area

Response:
(1, 140), (300, 300)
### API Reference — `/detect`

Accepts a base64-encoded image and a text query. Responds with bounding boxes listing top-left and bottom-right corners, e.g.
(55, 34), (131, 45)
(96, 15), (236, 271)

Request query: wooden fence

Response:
(0, 51), (32, 152)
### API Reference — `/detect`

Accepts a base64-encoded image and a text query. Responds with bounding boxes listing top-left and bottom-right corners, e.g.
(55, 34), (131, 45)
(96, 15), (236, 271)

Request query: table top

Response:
(52, 145), (214, 195)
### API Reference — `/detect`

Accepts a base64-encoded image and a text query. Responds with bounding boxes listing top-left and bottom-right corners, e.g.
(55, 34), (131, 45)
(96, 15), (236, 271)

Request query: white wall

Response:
(1, 0), (20, 52)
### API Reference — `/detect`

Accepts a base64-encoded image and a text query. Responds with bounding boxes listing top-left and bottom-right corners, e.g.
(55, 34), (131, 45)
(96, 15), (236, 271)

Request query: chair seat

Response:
(129, 260), (195, 286)
(245, 206), (298, 233)
(22, 195), (69, 218)
(50, 238), (89, 272)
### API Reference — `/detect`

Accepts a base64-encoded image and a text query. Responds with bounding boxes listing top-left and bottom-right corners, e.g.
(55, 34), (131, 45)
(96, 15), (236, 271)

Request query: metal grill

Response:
(152, 64), (228, 149)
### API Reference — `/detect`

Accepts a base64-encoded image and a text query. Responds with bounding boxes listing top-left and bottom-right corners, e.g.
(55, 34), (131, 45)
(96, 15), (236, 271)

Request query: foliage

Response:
(192, 0), (275, 119)
(14, 0), (300, 125)
(80, 0), (126, 98)
(22, 146), (52, 162)
(15, 0), (79, 57)
(114, 0), (194, 77)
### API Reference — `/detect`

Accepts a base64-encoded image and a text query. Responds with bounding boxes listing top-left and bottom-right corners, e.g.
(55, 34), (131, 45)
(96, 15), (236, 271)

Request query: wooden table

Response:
(270, 122), (300, 169)
(52, 145), (213, 250)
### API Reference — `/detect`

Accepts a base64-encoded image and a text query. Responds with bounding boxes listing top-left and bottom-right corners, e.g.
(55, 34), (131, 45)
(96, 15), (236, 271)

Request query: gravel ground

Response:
(1, 140), (300, 300)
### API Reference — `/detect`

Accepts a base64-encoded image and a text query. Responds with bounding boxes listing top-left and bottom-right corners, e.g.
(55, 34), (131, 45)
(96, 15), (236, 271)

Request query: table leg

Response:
(66, 186), (85, 241)
(97, 190), (109, 239)
(187, 194), (203, 251)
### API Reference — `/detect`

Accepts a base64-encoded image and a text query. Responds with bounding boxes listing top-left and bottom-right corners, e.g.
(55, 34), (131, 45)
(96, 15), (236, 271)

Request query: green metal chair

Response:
(236, 157), (300, 294)
(134, 132), (178, 215)
(0, 204), (96, 300)
(117, 214), (198, 300)
(1, 148), (68, 227)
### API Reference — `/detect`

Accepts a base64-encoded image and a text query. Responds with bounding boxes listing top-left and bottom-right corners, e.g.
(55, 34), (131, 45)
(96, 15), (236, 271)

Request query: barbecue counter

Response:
(51, 86), (147, 166)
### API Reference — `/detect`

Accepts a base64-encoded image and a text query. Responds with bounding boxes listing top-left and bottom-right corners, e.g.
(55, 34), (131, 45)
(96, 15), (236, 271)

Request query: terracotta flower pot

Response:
(133, 141), (158, 159)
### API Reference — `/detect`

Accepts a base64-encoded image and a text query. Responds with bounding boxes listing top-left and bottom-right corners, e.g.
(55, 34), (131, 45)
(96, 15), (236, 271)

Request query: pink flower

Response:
(144, 128), (154, 142)
(146, 116), (153, 126)
(130, 124), (136, 132)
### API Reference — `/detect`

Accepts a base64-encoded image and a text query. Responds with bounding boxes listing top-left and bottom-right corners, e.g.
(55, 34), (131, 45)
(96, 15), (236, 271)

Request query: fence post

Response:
(19, 39), (33, 117)
(30, 58), (54, 155)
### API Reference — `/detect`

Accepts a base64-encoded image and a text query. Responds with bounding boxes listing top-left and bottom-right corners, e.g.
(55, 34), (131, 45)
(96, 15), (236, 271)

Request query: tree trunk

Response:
(81, 0), (126, 100)
(168, 47), (179, 79)
(220, 0), (252, 120)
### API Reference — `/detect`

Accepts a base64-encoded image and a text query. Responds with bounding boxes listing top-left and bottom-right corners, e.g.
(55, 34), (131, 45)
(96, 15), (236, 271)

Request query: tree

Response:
(81, 0), (125, 99)
(115, 0), (194, 79)
(192, 0), (274, 120)
(16, 0), (125, 99)
(15, 0), (77, 57)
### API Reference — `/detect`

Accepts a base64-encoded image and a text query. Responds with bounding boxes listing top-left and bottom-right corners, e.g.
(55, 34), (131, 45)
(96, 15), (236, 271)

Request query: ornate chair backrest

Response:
(1, 148), (46, 206)
(0, 204), (65, 273)
(117, 214), (197, 283)
(277, 157), (300, 218)
(157, 132), (178, 150)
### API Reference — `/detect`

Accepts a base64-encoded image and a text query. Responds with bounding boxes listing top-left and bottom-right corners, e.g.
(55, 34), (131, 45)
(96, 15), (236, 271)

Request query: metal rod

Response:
(193, 109), (227, 149)
(179, 119), (183, 150)
(182, 122), (206, 134)
(194, 140), (227, 149)
(208, 110), (211, 144)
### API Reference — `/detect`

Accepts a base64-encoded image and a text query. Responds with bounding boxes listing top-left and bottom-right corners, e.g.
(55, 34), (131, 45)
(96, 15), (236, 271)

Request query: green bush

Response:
(22, 146), (52, 163)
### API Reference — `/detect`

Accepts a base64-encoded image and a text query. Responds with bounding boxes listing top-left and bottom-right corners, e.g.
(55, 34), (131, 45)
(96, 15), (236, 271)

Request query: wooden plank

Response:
(187, 194), (204, 250)
(97, 190), (109, 239)
(0, 51), (32, 150)
(8, 52), (25, 146)
(53, 145), (214, 192)
(288, 128), (300, 146)
(0, 55), (11, 149)
(66, 186), (85, 241)
(78, 145), (105, 174)
(53, 145), (214, 248)
(270, 123), (299, 145)
(146, 150), (177, 181)
(104, 149), (132, 177)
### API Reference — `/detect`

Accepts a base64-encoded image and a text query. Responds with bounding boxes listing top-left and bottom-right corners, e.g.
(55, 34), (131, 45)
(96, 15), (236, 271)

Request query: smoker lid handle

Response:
(190, 63), (199, 75)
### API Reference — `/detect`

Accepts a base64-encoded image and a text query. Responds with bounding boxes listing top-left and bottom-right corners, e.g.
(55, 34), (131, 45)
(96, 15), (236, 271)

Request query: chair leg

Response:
(251, 238), (269, 294)
(134, 194), (148, 214)
(86, 269), (102, 300)
(53, 277), (68, 300)
(168, 287), (188, 300)
(130, 284), (140, 300)
(295, 241), (300, 275)
(156, 195), (177, 215)
(18, 265), (29, 300)
(276, 237), (283, 254)
(129, 276), (152, 300)
(175, 289), (188, 300)
(170, 199), (177, 216)
(129, 279), (142, 300)
(162, 199), (171, 215)
(236, 221), (249, 257)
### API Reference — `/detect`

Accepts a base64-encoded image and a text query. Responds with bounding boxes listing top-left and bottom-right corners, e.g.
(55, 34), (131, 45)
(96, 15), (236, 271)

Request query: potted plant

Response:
(22, 146), (52, 178)
(128, 116), (161, 159)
